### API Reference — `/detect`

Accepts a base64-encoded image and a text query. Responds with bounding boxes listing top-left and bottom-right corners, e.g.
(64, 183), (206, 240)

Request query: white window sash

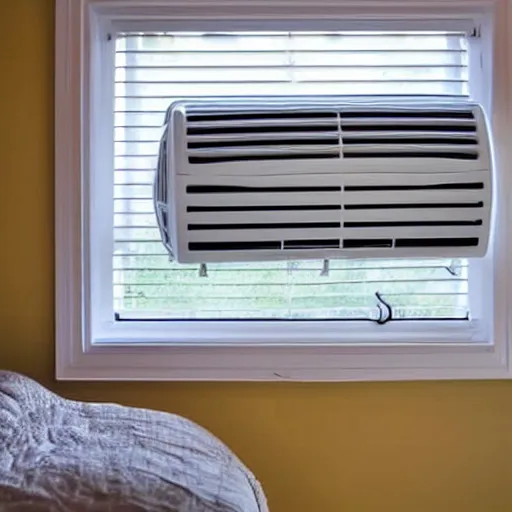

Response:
(55, 0), (512, 381)
(111, 29), (477, 325)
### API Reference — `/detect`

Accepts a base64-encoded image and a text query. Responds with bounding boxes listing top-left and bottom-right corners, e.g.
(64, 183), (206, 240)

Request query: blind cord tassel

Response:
(375, 292), (393, 325)
(199, 263), (208, 277)
(445, 259), (461, 277)
(320, 259), (330, 277)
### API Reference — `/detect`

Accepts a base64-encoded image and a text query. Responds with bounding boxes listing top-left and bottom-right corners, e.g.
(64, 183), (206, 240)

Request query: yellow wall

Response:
(1, 2), (512, 510)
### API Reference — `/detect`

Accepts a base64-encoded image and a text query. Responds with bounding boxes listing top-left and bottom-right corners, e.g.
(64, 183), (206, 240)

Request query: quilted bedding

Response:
(0, 371), (268, 511)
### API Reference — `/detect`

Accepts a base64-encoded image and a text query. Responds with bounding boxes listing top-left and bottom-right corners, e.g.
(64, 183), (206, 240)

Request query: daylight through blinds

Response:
(114, 31), (470, 321)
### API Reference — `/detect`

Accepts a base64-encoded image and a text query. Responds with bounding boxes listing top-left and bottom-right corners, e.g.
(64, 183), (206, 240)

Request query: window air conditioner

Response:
(154, 97), (492, 264)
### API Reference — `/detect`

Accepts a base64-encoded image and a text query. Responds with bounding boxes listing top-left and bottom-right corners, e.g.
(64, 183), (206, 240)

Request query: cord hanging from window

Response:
(375, 292), (393, 325)
(444, 259), (461, 277)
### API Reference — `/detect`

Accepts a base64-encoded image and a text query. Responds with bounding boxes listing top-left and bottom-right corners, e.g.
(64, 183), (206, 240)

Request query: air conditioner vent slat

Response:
(187, 118), (339, 130)
(345, 219), (482, 228)
(188, 236), (480, 253)
(342, 123), (477, 132)
(188, 124), (337, 135)
(343, 239), (393, 249)
(188, 190), (341, 207)
(186, 225), (481, 243)
(342, 131), (478, 141)
(343, 151), (478, 160)
(186, 204), (343, 213)
(185, 182), (482, 194)
(187, 111), (337, 122)
(188, 138), (339, 149)
(284, 239), (340, 250)
(345, 181), (483, 191)
(344, 201), (483, 210)
(344, 207), (483, 223)
(187, 131), (340, 143)
(187, 121), (338, 137)
(185, 208), (481, 225)
(343, 137), (477, 145)
(338, 110), (474, 119)
(189, 146), (341, 164)
(189, 241), (283, 252)
(186, 185), (342, 194)
(187, 219), (482, 232)
(188, 221), (341, 231)
(340, 117), (477, 127)
(395, 237), (479, 248)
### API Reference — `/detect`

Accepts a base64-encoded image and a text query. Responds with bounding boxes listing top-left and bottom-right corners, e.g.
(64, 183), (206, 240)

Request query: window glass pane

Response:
(113, 31), (470, 321)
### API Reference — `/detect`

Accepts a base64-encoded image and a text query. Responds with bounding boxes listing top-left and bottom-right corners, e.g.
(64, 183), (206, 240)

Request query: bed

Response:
(0, 371), (268, 511)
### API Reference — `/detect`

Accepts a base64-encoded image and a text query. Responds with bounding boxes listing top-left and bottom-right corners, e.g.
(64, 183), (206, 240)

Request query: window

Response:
(115, 31), (472, 322)
(55, 0), (511, 381)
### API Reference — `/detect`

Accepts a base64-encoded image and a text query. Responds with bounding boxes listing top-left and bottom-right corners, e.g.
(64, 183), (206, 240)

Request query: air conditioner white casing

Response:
(154, 97), (492, 264)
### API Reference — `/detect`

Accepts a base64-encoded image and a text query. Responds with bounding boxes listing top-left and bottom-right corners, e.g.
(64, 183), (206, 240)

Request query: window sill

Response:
(57, 338), (509, 381)
(54, 320), (510, 382)
(57, 318), (510, 381)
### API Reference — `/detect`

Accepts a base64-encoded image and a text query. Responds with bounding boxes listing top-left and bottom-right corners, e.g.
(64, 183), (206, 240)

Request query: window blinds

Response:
(113, 30), (471, 321)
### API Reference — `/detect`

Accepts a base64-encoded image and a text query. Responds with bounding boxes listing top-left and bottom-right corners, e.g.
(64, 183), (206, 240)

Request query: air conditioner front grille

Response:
(186, 109), (341, 163)
(185, 106), (480, 163)
(179, 171), (488, 260)
(340, 108), (478, 159)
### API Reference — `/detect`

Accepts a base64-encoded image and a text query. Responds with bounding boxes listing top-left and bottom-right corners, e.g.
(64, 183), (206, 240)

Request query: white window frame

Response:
(55, 0), (512, 382)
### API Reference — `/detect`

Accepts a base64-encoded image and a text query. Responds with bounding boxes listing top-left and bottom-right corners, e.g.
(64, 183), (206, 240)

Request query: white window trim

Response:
(55, 0), (512, 382)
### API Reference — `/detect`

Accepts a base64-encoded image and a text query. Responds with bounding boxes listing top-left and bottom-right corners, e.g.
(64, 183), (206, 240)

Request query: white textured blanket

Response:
(0, 371), (268, 511)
